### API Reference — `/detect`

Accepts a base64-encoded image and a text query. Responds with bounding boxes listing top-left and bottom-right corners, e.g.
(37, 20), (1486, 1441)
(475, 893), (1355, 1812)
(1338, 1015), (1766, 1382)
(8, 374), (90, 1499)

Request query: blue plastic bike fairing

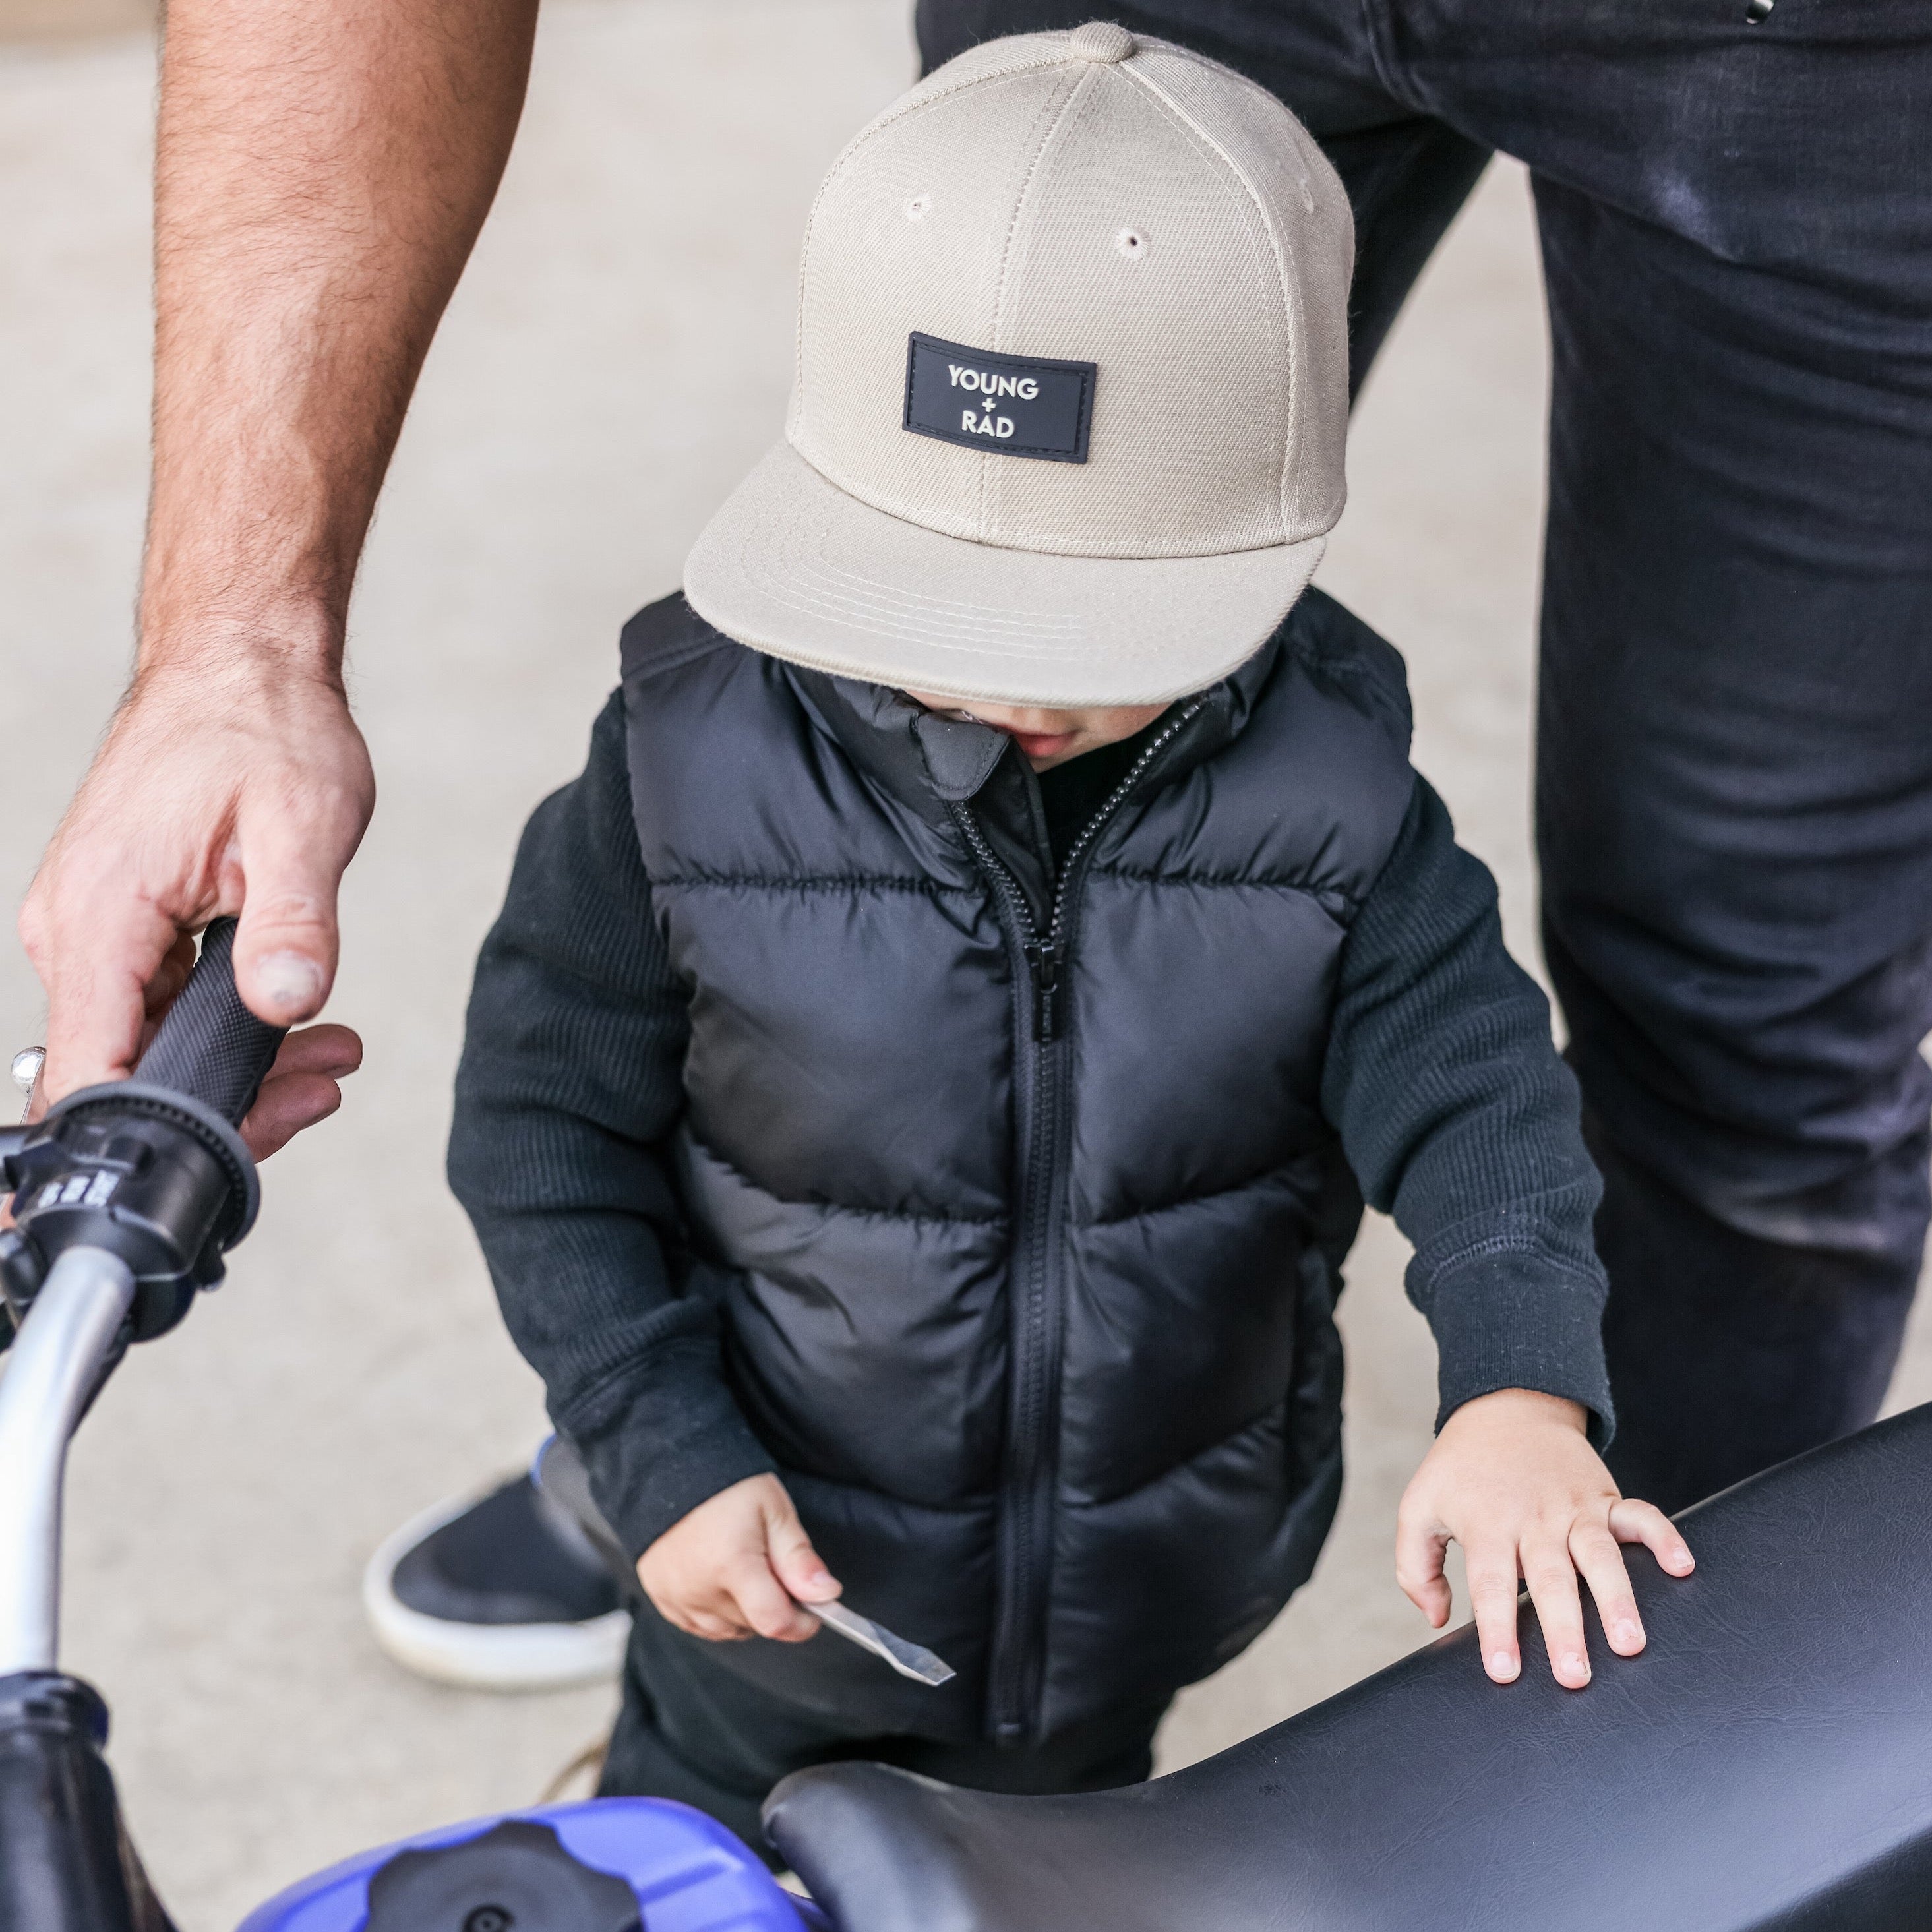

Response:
(235, 1796), (826, 1932)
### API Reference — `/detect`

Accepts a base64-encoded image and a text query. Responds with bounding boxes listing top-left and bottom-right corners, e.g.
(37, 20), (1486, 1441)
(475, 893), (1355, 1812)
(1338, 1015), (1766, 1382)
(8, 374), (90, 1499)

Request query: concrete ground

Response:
(4, 3), (1930, 1926)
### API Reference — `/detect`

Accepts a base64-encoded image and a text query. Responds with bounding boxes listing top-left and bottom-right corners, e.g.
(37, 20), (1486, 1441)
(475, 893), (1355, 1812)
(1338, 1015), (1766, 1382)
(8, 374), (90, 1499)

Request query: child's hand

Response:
(638, 1473), (843, 1644)
(1395, 1387), (1693, 1690)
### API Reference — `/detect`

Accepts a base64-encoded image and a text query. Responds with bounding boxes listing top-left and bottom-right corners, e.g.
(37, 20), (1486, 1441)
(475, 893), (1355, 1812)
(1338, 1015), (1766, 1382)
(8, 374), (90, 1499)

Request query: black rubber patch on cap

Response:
(904, 332), (1095, 462)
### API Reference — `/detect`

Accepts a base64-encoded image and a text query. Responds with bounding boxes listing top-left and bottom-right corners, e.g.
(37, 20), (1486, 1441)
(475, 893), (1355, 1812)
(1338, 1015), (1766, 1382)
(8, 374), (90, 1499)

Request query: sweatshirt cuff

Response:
(1418, 1248), (1615, 1447)
(555, 1335), (775, 1564)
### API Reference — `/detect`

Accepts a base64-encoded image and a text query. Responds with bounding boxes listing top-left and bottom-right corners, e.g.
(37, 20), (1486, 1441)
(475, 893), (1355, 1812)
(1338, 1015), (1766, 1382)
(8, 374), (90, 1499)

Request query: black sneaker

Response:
(363, 1445), (628, 1691)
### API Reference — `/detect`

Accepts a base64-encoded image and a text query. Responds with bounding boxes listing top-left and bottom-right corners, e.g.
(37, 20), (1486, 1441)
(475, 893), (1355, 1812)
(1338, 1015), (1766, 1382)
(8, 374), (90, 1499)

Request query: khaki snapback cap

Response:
(684, 22), (1354, 706)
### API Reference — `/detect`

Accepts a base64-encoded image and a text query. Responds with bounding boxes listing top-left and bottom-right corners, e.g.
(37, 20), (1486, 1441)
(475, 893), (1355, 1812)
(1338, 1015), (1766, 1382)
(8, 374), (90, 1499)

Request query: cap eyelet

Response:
(1298, 178), (1316, 213)
(1114, 227), (1148, 259)
(905, 194), (933, 222)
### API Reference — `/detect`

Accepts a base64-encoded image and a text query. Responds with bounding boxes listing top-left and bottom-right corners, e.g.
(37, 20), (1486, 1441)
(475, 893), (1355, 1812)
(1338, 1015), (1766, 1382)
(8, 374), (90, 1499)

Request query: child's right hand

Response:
(638, 1474), (842, 1643)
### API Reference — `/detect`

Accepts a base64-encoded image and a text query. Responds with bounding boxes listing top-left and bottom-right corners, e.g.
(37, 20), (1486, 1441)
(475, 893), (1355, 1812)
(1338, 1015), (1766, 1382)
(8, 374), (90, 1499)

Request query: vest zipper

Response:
(955, 699), (1207, 1041)
(948, 698), (1206, 1743)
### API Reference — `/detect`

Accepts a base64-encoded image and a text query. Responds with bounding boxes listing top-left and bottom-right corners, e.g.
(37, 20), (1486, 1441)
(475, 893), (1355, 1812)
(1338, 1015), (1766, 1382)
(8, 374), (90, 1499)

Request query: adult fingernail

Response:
(254, 951), (324, 1015)
(1614, 1619), (1642, 1648)
(1565, 1654), (1590, 1682)
(1490, 1652), (1519, 1681)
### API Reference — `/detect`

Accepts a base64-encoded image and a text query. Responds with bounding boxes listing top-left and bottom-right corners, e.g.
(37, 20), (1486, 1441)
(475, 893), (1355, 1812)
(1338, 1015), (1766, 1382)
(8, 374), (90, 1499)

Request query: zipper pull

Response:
(1025, 940), (1064, 1043)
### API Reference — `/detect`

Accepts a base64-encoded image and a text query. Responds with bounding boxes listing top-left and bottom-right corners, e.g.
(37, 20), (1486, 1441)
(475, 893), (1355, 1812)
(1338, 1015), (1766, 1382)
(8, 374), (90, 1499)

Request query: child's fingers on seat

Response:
(1609, 1497), (1696, 1576)
(1465, 1546), (1524, 1684)
(1392, 1513), (1452, 1627)
(1569, 1516), (1646, 1656)
(1523, 1536), (1592, 1689)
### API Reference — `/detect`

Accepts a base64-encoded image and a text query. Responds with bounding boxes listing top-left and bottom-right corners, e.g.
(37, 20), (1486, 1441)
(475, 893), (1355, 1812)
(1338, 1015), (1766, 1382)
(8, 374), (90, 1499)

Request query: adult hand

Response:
(237, 1023), (365, 1160)
(1395, 1386), (1694, 1689)
(638, 1474), (843, 1644)
(20, 649), (374, 1105)
(16, 932), (363, 1168)
(15, 1022), (361, 1190)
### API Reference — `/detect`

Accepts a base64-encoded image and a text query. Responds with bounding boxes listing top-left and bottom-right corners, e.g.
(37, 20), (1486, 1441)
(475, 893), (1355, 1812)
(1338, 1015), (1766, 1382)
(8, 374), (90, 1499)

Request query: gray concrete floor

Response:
(4, 4), (1930, 1926)
(0, 0), (148, 44)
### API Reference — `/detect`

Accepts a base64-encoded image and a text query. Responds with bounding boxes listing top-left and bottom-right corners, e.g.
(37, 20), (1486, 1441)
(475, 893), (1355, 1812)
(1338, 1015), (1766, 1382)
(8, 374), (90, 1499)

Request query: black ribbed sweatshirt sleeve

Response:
(1322, 775), (1614, 1441)
(451, 704), (1612, 1570)
(446, 693), (774, 1564)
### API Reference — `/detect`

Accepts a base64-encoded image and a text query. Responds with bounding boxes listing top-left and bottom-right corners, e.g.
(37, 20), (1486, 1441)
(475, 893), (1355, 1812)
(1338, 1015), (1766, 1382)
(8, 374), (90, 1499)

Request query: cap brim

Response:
(683, 444), (1325, 708)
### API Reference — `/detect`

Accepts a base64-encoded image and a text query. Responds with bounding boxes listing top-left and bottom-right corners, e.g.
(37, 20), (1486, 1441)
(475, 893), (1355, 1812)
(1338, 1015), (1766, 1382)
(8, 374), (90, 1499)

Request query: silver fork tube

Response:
(0, 1246), (135, 1674)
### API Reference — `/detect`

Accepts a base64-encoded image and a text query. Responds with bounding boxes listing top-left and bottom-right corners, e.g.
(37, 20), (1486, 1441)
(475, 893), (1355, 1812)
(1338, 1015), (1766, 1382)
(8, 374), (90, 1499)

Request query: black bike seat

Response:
(766, 1401), (1932, 1932)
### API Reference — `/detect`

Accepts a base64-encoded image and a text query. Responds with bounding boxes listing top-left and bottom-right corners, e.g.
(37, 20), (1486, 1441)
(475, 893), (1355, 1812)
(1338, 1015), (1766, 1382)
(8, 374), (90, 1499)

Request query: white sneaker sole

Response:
(362, 1491), (631, 1693)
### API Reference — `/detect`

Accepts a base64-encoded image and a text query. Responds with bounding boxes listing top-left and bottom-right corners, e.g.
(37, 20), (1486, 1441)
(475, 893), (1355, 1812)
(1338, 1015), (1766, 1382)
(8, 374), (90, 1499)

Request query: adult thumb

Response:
(763, 1488), (841, 1604)
(231, 835), (344, 1027)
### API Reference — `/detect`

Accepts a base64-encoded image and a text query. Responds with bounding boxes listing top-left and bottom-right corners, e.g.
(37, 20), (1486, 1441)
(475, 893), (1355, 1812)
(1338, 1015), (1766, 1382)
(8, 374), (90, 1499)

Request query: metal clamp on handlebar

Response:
(1, 1083), (260, 1345)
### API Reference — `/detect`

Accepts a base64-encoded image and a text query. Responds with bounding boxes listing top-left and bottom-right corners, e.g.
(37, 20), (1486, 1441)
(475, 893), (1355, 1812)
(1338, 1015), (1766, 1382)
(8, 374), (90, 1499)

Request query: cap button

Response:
(1067, 21), (1136, 63)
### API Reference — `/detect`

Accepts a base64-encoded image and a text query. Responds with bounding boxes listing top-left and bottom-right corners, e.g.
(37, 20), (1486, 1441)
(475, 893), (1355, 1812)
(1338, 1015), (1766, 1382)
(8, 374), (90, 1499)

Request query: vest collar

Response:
(783, 622), (1286, 819)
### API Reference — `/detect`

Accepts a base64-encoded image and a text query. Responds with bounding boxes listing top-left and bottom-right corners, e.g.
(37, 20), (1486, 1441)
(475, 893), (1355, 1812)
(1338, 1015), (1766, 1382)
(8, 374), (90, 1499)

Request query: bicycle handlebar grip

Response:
(131, 919), (287, 1128)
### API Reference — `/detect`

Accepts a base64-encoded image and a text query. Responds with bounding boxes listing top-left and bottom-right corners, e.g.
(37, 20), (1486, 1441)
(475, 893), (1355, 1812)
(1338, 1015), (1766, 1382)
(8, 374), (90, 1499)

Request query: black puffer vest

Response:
(622, 588), (1415, 1746)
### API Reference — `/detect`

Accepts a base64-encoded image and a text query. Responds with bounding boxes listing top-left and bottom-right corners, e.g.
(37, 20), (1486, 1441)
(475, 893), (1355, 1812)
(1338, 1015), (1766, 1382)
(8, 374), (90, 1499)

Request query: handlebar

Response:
(131, 918), (287, 1127)
(0, 919), (287, 1348)
(0, 924), (274, 1932)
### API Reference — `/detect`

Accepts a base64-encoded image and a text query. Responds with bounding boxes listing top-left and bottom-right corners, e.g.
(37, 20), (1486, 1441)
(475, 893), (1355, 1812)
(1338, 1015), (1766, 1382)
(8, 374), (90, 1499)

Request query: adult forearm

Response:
(24, 0), (539, 1094)
(146, 0), (539, 658)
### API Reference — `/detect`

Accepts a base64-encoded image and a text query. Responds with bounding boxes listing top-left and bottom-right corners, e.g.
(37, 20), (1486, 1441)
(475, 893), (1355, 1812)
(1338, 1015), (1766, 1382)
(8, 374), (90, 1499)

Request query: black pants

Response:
(919, 0), (1932, 1511)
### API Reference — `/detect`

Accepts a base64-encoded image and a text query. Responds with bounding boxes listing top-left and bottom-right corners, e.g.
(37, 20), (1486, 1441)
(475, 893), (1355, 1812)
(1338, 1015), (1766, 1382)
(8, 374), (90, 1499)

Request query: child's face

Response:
(903, 691), (1168, 771)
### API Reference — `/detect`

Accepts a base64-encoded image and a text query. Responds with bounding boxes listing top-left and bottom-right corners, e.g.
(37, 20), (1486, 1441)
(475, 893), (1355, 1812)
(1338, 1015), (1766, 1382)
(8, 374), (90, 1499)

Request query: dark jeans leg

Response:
(1370, 7), (1932, 1500)
(1528, 149), (1932, 1500)
(599, 1600), (1168, 1865)
(1587, 1118), (1925, 1514)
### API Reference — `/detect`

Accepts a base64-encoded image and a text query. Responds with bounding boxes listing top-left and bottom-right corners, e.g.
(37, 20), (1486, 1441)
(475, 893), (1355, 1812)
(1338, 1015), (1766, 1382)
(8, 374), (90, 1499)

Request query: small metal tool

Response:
(809, 1600), (955, 1686)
